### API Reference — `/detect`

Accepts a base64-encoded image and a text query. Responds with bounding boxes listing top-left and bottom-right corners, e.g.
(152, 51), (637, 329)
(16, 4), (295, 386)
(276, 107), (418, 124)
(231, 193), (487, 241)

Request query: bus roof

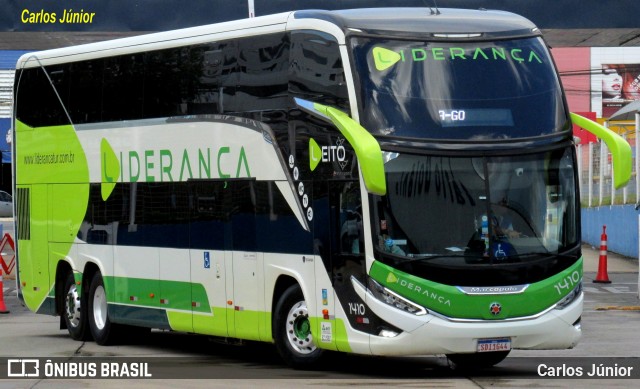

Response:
(293, 8), (539, 38)
(16, 11), (292, 69)
(16, 8), (539, 69)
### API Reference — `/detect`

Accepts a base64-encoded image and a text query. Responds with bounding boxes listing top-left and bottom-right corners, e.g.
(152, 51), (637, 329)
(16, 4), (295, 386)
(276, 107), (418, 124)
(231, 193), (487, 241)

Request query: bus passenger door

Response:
(328, 180), (368, 351)
(190, 181), (229, 337)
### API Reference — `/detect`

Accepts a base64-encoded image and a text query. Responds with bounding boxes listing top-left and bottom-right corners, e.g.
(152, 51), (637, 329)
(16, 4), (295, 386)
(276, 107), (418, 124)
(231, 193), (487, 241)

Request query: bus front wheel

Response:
(87, 271), (120, 345)
(62, 271), (88, 341)
(273, 284), (323, 368)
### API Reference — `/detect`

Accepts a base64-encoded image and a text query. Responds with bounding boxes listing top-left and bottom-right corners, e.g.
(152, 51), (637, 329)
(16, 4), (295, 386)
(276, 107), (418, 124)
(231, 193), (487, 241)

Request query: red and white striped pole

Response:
(594, 225), (612, 283)
(0, 267), (9, 314)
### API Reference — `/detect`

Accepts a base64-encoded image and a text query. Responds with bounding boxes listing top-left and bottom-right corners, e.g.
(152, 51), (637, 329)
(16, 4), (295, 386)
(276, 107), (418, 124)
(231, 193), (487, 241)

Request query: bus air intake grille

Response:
(16, 187), (30, 240)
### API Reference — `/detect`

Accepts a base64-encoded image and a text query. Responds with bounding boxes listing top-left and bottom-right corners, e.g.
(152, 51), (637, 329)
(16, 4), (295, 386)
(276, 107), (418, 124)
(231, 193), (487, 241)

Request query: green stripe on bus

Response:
(103, 276), (211, 313)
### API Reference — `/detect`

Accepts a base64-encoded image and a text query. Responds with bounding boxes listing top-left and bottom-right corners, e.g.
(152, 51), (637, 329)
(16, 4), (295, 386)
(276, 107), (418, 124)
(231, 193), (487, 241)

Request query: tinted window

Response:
(233, 33), (288, 115)
(290, 31), (348, 109)
(15, 66), (69, 128)
(81, 180), (311, 253)
(144, 48), (189, 118)
(69, 60), (103, 124)
(102, 54), (144, 121)
(352, 37), (569, 140)
(186, 41), (238, 115)
(17, 35), (292, 126)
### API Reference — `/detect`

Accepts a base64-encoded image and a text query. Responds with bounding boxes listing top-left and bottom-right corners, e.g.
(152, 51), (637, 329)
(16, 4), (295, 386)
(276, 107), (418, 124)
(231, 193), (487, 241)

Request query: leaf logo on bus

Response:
(309, 138), (322, 171)
(373, 47), (402, 71)
(101, 138), (120, 201)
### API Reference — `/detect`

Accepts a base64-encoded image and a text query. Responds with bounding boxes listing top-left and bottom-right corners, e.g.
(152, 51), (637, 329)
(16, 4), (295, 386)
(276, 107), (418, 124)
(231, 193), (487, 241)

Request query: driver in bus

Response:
(377, 221), (406, 256)
(492, 214), (519, 239)
(492, 198), (520, 239)
(379, 234), (406, 256)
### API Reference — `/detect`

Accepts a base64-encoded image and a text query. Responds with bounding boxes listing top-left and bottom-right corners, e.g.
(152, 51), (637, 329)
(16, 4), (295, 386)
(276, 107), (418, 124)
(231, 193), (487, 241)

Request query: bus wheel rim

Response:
(65, 283), (81, 328)
(285, 301), (316, 355)
(93, 285), (107, 330)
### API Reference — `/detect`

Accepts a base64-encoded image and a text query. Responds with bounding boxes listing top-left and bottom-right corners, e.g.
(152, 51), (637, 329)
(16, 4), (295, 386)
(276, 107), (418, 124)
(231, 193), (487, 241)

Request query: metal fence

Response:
(577, 133), (638, 207)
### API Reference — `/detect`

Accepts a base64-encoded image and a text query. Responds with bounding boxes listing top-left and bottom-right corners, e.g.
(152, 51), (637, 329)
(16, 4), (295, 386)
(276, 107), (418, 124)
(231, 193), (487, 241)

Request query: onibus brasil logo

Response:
(372, 45), (544, 71)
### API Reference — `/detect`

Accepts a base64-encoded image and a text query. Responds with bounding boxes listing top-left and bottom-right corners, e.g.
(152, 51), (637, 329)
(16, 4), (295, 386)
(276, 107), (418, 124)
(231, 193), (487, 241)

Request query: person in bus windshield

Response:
(380, 235), (406, 256)
(492, 199), (520, 239)
(377, 220), (407, 256)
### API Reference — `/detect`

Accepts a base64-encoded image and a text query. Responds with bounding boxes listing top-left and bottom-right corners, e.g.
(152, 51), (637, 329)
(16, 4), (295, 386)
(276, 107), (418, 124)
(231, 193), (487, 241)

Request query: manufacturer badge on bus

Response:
(489, 302), (502, 315)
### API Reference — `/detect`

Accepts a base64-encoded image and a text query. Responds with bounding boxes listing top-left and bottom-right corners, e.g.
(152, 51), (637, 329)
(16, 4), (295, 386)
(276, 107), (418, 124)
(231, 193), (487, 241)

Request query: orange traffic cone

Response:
(593, 225), (611, 284)
(0, 267), (9, 314)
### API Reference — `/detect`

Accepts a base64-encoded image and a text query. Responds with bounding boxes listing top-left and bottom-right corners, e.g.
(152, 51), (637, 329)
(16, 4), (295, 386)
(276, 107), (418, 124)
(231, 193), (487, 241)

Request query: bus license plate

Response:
(477, 338), (511, 353)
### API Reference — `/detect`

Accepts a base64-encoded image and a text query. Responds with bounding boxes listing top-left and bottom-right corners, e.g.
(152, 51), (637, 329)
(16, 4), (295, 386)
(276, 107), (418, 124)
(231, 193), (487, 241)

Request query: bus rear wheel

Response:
(87, 271), (120, 345)
(273, 284), (323, 368)
(62, 271), (88, 341)
(446, 351), (510, 370)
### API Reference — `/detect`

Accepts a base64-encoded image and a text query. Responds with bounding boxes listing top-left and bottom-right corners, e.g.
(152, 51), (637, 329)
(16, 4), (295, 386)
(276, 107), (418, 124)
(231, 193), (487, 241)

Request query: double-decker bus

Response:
(13, 8), (631, 368)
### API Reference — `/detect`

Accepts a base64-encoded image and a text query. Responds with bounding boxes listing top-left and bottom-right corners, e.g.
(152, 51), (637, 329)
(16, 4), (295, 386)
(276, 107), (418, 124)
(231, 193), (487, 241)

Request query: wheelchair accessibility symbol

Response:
(494, 244), (506, 258)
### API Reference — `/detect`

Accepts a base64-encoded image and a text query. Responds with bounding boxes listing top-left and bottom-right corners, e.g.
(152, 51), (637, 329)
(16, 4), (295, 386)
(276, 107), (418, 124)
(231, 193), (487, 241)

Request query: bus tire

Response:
(87, 271), (120, 345)
(446, 350), (510, 370)
(273, 284), (323, 368)
(62, 271), (89, 341)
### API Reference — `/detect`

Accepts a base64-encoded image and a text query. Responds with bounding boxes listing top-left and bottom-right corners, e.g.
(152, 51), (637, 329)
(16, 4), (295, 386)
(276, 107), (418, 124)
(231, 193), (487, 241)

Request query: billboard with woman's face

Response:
(601, 64), (640, 118)
(591, 48), (640, 119)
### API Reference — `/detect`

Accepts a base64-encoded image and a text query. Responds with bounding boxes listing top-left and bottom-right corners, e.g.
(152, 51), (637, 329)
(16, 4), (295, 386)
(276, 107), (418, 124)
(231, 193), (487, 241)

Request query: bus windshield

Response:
(351, 36), (569, 140)
(370, 148), (579, 265)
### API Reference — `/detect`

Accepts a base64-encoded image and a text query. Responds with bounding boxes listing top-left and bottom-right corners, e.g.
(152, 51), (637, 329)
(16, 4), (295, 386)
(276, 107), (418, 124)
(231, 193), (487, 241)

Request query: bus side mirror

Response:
(295, 98), (387, 196)
(570, 113), (632, 189)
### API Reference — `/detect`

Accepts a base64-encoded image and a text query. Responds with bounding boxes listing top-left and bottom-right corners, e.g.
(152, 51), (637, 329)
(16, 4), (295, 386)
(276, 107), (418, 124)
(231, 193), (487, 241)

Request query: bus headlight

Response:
(367, 277), (427, 316)
(555, 282), (583, 310)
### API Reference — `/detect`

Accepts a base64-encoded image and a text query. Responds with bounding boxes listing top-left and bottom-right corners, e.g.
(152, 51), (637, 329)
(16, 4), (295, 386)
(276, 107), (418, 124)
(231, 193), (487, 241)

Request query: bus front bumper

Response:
(353, 279), (583, 356)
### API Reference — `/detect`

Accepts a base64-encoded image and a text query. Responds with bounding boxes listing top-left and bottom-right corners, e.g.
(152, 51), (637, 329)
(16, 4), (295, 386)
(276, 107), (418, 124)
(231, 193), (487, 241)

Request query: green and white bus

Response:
(13, 8), (631, 368)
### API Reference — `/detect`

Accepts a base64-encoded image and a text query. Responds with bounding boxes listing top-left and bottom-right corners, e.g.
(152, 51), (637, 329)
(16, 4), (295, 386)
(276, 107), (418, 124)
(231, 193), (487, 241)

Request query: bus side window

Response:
(189, 181), (228, 251)
(189, 41), (238, 115)
(143, 48), (187, 118)
(69, 60), (103, 124)
(235, 33), (288, 114)
(102, 54), (144, 121)
(289, 30), (349, 110)
(15, 66), (70, 128)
